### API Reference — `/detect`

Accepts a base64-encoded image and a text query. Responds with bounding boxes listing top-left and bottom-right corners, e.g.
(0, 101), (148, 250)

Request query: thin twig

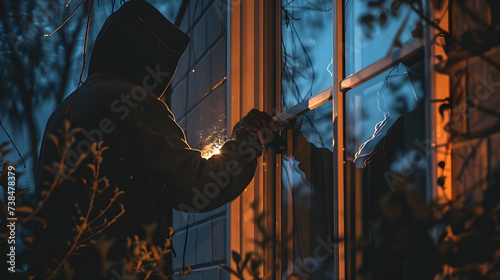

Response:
(44, 0), (87, 37)
(0, 119), (26, 168)
(64, 0), (94, 116)
(79, 0), (94, 84)
(87, 187), (123, 226)
(47, 154), (100, 279)
(17, 147), (86, 229)
(47, 142), (122, 279)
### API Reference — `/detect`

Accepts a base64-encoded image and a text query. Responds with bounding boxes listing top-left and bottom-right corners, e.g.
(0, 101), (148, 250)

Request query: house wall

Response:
(167, 0), (230, 279)
(450, 1), (500, 200)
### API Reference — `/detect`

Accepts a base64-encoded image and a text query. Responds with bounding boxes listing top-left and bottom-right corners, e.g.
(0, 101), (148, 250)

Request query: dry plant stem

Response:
(79, 0), (94, 84)
(79, 207), (124, 244)
(47, 143), (124, 279)
(43, 0), (96, 115)
(16, 147), (85, 229)
(0, 120), (26, 168)
(65, 0), (95, 116)
(46, 155), (100, 279)
(136, 256), (144, 272)
(151, 246), (168, 280)
(85, 187), (122, 227)
(44, 0), (87, 37)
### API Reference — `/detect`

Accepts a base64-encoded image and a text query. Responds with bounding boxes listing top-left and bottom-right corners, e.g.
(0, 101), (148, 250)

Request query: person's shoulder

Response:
(85, 73), (157, 99)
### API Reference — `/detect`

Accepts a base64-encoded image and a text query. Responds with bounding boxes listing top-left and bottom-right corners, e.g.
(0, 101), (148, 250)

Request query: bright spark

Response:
(201, 141), (223, 159)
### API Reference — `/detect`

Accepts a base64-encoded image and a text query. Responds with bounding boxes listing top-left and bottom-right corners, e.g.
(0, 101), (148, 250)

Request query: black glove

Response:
(232, 109), (286, 154)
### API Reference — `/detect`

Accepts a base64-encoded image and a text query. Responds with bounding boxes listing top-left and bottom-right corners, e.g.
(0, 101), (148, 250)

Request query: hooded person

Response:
(30, 1), (274, 279)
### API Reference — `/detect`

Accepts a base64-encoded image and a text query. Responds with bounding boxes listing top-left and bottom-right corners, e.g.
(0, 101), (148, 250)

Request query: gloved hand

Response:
(232, 109), (273, 144)
(232, 109), (287, 153)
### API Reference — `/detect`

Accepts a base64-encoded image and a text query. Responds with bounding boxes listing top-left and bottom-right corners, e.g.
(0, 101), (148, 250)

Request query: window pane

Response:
(345, 61), (424, 168)
(281, 0), (333, 110)
(281, 101), (335, 278)
(344, 58), (427, 279)
(344, 0), (420, 76)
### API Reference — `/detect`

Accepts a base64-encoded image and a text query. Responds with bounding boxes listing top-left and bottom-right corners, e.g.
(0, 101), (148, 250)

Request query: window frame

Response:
(226, 0), (450, 278)
(274, 37), (424, 124)
(274, 1), (451, 279)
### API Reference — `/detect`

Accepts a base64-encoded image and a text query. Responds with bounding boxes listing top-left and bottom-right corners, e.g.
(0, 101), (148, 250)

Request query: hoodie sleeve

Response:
(124, 90), (261, 213)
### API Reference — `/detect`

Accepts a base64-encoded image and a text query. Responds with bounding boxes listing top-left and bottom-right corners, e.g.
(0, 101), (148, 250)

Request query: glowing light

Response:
(199, 127), (226, 159)
(201, 141), (223, 159)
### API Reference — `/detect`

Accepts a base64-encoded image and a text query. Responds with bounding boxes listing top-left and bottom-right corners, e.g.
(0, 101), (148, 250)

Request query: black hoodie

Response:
(31, 1), (259, 279)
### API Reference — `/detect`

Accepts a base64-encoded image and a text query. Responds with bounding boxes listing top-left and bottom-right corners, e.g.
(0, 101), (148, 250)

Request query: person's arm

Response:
(126, 91), (267, 213)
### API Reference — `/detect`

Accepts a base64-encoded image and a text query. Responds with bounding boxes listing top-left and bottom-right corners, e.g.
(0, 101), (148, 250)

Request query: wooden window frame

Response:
(273, 0), (451, 279)
(227, 1), (280, 279)
(228, 0), (451, 279)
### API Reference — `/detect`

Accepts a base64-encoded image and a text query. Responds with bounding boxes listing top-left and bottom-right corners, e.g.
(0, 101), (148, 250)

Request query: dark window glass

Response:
(345, 56), (426, 247)
(281, 101), (335, 278)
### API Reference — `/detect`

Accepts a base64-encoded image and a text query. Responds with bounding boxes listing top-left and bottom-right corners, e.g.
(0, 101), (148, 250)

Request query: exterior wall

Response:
(450, 1), (500, 199)
(167, 0), (229, 278)
(450, 54), (500, 199)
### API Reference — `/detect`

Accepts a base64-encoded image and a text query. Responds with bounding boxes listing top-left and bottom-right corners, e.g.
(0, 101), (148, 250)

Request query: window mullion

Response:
(340, 38), (424, 92)
(274, 87), (332, 124)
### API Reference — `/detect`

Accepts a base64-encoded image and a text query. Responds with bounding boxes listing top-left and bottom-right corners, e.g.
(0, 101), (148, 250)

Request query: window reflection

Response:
(344, 0), (420, 76)
(281, 0), (333, 110)
(346, 62), (424, 168)
(342, 60), (427, 278)
(281, 101), (335, 278)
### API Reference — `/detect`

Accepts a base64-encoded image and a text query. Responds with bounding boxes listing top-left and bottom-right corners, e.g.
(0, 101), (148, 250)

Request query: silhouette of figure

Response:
(30, 1), (272, 279)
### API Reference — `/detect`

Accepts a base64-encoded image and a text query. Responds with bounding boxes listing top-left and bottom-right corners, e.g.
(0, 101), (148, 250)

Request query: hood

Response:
(88, 0), (189, 98)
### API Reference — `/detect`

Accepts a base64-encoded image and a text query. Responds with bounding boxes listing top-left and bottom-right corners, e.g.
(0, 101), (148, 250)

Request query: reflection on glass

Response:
(282, 0), (333, 110)
(281, 101), (334, 278)
(346, 63), (423, 167)
(344, 0), (420, 76)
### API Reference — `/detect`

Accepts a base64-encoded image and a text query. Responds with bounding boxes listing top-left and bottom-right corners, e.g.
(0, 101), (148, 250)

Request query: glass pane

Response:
(345, 61), (424, 168)
(281, 0), (333, 110)
(281, 101), (335, 278)
(344, 0), (421, 76)
(345, 58), (426, 279)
